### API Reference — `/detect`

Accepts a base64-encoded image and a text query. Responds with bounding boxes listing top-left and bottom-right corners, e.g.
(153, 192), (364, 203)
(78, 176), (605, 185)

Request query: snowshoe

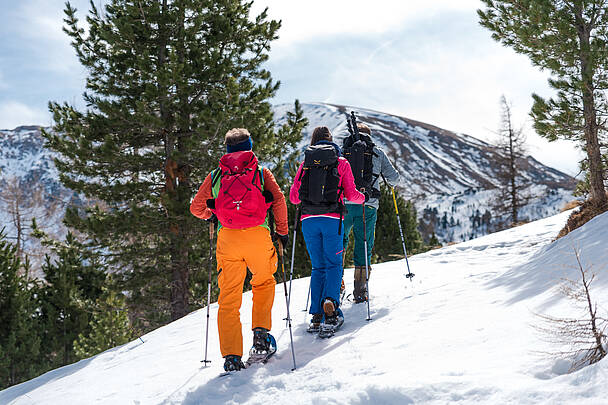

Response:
(306, 313), (323, 333)
(319, 299), (344, 339)
(353, 289), (368, 304)
(245, 327), (277, 367)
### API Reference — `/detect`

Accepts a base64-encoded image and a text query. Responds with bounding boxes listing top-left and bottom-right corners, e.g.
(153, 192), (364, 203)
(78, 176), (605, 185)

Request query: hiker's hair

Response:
(225, 128), (251, 145)
(357, 123), (371, 135)
(310, 126), (332, 145)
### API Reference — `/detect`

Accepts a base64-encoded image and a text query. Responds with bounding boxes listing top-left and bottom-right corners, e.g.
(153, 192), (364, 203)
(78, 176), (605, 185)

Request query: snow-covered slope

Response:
(274, 103), (577, 243)
(3, 210), (608, 404)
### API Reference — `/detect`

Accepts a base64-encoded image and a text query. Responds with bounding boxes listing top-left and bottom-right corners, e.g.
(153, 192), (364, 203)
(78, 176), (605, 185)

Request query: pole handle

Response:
(208, 219), (215, 238)
(391, 187), (399, 215)
(278, 241), (284, 257)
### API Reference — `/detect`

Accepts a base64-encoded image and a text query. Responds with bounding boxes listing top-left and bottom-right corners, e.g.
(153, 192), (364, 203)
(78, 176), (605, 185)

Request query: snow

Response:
(3, 210), (608, 404)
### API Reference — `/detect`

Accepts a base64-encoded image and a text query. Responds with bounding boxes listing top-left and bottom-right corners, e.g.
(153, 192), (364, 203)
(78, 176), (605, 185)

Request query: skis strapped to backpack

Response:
(343, 112), (380, 199)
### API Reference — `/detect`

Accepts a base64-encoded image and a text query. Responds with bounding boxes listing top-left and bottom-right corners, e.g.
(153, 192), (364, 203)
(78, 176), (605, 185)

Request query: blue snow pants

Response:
(301, 216), (344, 315)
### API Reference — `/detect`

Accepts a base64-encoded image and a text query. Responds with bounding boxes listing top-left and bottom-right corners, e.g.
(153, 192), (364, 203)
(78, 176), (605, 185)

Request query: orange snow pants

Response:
(216, 226), (277, 358)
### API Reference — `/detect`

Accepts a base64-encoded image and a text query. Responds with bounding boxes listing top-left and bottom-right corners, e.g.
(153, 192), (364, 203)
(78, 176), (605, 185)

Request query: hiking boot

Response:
(353, 265), (370, 304)
(307, 313), (323, 333)
(223, 355), (245, 372)
(252, 327), (273, 355)
(353, 279), (368, 303)
(319, 298), (344, 338)
(323, 297), (337, 317)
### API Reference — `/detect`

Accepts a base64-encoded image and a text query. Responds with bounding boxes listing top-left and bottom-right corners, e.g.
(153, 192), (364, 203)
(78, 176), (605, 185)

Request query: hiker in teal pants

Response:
(342, 122), (400, 303)
(343, 205), (377, 271)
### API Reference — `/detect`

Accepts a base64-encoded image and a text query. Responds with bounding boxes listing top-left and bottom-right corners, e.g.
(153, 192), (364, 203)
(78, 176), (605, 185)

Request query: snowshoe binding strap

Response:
(307, 313), (323, 333)
(223, 355), (245, 372)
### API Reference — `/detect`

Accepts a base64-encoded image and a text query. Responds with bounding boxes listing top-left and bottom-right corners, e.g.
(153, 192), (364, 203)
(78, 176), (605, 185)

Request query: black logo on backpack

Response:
(343, 112), (380, 199)
(298, 144), (343, 215)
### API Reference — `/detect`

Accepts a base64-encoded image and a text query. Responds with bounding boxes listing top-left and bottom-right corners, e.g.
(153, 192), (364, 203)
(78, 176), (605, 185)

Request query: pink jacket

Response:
(290, 157), (365, 219)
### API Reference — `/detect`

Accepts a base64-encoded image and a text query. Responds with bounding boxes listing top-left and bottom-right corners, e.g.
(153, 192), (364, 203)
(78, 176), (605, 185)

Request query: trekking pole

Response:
(390, 187), (415, 282)
(286, 206), (300, 320)
(202, 219), (215, 366)
(278, 242), (297, 371)
(303, 282), (311, 312)
(361, 203), (372, 321)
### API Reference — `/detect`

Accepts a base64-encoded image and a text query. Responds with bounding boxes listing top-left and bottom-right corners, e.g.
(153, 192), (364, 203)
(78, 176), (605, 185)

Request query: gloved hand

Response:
(206, 214), (218, 226)
(363, 191), (370, 203)
(206, 198), (216, 210)
(276, 233), (289, 250)
(262, 190), (274, 204)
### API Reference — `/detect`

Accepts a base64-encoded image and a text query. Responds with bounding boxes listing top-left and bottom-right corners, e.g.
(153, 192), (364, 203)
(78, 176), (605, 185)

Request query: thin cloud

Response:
(253, 0), (480, 49)
(265, 7), (582, 175)
(0, 101), (51, 130)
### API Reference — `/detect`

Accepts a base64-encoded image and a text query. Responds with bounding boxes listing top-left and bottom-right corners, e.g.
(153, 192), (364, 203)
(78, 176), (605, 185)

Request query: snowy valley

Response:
(2, 209), (607, 404)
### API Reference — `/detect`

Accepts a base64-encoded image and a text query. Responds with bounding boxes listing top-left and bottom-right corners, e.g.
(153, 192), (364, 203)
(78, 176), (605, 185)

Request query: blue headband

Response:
(226, 137), (253, 153)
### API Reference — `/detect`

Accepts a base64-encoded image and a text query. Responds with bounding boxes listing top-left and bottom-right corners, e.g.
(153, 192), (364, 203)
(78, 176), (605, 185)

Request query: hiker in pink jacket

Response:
(289, 126), (366, 337)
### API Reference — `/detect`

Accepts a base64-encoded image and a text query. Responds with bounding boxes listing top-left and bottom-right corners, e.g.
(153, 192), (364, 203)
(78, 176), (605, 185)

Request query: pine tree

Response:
(273, 100), (310, 281)
(373, 184), (425, 263)
(37, 232), (106, 368)
(45, 0), (289, 326)
(0, 230), (41, 389)
(479, 0), (608, 207)
(492, 95), (531, 226)
(74, 278), (133, 359)
(428, 232), (441, 248)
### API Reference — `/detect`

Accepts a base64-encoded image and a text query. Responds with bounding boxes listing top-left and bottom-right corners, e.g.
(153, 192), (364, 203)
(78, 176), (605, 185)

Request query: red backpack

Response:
(210, 151), (271, 229)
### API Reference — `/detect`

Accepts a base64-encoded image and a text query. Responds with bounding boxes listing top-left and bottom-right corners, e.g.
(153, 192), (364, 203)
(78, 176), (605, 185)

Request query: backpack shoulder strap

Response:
(252, 166), (264, 192)
(211, 168), (222, 198)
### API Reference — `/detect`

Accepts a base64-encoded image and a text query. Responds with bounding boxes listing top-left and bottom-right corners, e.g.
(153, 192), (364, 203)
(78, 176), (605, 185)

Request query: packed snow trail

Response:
(2, 210), (608, 404)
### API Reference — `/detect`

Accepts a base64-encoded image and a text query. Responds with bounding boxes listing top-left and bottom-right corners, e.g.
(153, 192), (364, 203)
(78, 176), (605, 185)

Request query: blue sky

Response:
(0, 0), (582, 176)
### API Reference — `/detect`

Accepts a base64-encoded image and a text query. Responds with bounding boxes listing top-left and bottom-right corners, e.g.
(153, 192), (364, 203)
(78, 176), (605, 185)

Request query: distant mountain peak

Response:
(274, 102), (576, 242)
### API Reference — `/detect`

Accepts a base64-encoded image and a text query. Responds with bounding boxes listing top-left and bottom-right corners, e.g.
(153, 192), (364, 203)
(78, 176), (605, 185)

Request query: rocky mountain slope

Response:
(273, 102), (577, 242)
(0, 126), (79, 269)
(1, 104), (577, 260)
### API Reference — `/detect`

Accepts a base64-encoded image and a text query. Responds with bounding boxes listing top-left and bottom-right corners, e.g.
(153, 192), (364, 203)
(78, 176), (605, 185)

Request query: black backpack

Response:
(298, 144), (343, 216)
(343, 133), (380, 198)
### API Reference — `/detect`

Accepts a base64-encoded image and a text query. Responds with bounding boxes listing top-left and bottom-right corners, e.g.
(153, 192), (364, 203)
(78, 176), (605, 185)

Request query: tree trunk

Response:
(506, 105), (518, 224)
(576, 6), (607, 207)
(167, 1), (191, 321)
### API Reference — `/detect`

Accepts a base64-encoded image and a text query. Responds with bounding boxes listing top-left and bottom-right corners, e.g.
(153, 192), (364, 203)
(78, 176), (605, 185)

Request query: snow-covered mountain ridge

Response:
(3, 210), (607, 404)
(273, 102), (577, 242)
(1, 103), (576, 248)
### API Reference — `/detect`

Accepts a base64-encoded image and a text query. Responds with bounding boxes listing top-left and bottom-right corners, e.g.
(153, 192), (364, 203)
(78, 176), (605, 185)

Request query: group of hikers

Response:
(190, 116), (399, 372)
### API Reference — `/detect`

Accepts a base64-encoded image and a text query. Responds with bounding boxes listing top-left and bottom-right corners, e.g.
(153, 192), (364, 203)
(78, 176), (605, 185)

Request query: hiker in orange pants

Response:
(215, 227), (277, 358)
(190, 128), (288, 372)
